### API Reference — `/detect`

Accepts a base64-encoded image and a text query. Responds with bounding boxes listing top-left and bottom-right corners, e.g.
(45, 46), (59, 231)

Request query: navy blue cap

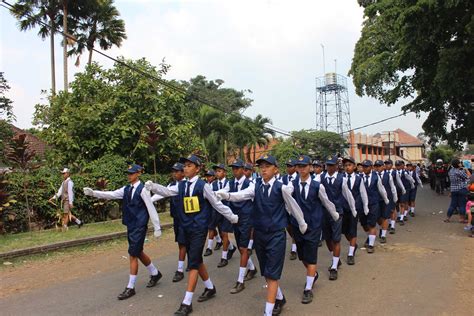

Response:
(256, 154), (278, 167)
(285, 158), (297, 167)
(126, 164), (143, 174)
(244, 163), (253, 170)
(295, 155), (311, 165)
(325, 155), (339, 165)
(205, 169), (215, 176)
(342, 156), (356, 164)
(229, 159), (245, 168)
(362, 160), (373, 167)
(406, 162), (413, 166)
(312, 159), (322, 166)
(171, 162), (184, 171)
(374, 160), (384, 166)
(384, 159), (393, 165)
(179, 154), (202, 166)
(395, 160), (405, 166)
(212, 163), (226, 170)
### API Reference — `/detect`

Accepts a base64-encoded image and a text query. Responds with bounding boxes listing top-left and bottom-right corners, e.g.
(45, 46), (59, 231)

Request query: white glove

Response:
(402, 189), (406, 195)
(83, 187), (94, 196)
(145, 180), (154, 191)
(299, 223), (308, 234)
(154, 228), (162, 238)
(364, 206), (369, 215)
(352, 209), (358, 218)
(230, 214), (239, 224)
(331, 212), (340, 221)
(216, 191), (229, 201)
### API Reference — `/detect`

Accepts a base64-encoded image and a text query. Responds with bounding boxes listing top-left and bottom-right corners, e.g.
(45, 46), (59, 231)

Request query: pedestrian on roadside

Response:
(444, 159), (471, 223)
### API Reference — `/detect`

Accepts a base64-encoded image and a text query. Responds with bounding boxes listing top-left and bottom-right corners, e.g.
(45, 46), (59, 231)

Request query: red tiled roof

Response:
(10, 125), (48, 157)
(395, 129), (423, 146)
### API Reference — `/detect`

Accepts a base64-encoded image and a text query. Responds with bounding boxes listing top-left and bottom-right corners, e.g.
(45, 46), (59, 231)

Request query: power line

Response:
(1, 0), (415, 144)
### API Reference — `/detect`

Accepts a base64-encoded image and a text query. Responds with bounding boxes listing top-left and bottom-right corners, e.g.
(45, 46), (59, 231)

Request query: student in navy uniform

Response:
(406, 162), (423, 216)
(244, 162), (256, 255)
(360, 160), (389, 253)
(215, 159), (258, 294)
(218, 154), (307, 316)
(281, 158), (299, 260)
(373, 160), (398, 244)
(285, 155), (339, 304)
(204, 169), (216, 184)
(311, 160), (323, 182)
(321, 156), (356, 281)
(395, 160), (415, 224)
(341, 157), (368, 265)
(384, 159), (406, 233)
(356, 163), (364, 175)
(83, 164), (162, 300)
(146, 155), (238, 316)
(203, 169), (224, 257)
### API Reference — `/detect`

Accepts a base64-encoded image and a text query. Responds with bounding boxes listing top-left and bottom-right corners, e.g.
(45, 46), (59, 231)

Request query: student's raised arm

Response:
(83, 187), (125, 200)
(217, 185), (255, 202)
(145, 181), (179, 197)
(388, 174), (398, 203)
(318, 184), (340, 220)
(281, 184), (308, 234)
(203, 184), (238, 224)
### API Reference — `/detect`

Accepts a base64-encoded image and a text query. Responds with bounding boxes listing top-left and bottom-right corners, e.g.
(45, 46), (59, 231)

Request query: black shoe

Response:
(244, 268), (258, 281)
(404, 216), (408, 222)
(380, 236), (387, 244)
(227, 245), (237, 260)
(367, 245), (375, 254)
(77, 221), (84, 228)
(174, 303), (193, 316)
(289, 251), (297, 260)
(399, 220), (405, 226)
(301, 289), (313, 304)
(204, 248), (213, 257)
(328, 259), (342, 271)
(347, 255), (355, 265)
(217, 259), (228, 268)
(214, 242), (223, 250)
(389, 227), (396, 234)
(230, 281), (245, 294)
(329, 269), (338, 281)
(173, 271), (184, 283)
(272, 296), (286, 315)
(117, 287), (135, 300)
(146, 271), (162, 288)
(197, 286), (216, 302)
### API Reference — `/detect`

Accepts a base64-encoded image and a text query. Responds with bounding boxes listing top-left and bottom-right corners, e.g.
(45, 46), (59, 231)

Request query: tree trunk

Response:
(88, 48), (93, 66)
(153, 154), (157, 182)
(23, 181), (31, 232)
(245, 145), (252, 162)
(49, 18), (56, 96)
(62, 0), (68, 91)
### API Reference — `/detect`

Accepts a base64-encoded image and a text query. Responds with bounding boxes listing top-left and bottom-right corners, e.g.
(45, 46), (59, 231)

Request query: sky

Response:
(0, 0), (427, 137)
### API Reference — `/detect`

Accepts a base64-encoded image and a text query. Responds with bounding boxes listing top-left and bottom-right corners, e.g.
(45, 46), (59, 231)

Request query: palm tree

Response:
(70, 0), (126, 66)
(245, 115), (275, 162)
(11, 0), (62, 95)
(197, 106), (231, 162)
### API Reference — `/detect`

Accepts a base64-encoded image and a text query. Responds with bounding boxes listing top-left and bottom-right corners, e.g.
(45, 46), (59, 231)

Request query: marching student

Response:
(275, 165), (283, 182)
(384, 159), (406, 233)
(311, 160), (323, 182)
(285, 155), (339, 304)
(341, 157), (368, 265)
(374, 160), (398, 243)
(204, 169), (216, 184)
(146, 155), (238, 316)
(217, 154), (307, 316)
(204, 169), (223, 255)
(406, 162), (423, 216)
(282, 158), (299, 260)
(216, 158), (258, 294)
(356, 163), (364, 175)
(244, 162), (255, 255)
(83, 164), (162, 300)
(360, 160), (389, 253)
(320, 156), (356, 281)
(49, 168), (83, 231)
(395, 160), (415, 224)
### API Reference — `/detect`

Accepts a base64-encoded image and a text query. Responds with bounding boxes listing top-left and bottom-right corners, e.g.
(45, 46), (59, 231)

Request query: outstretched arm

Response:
(218, 186), (255, 202)
(318, 184), (340, 220)
(281, 185), (308, 234)
(341, 179), (356, 216)
(146, 181), (179, 197)
(84, 187), (125, 200)
(203, 185), (238, 224)
(388, 174), (398, 203)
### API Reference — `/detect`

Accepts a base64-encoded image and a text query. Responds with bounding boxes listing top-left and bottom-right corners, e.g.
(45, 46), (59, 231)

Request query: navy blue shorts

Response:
(322, 211), (342, 242)
(378, 201), (391, 219)
(127, 225), (147, 257)
(341, 209), (358, 238)
(233, 213), (251, 248)
(386, 200), (396, 213)
(183, 228), (207, 270)
(359, 203), (379, 228)
(408, 188), (417, 201)
(292, 224), (321, 265)
(173, 220), (186, 245)
(398, 192), (409, 203)
(254, 229), (286, 280)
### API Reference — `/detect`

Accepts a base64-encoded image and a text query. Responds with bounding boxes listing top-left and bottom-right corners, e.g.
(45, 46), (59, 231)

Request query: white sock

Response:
(247, 257), (255, 270)
(237, 267), (246, 283)
(146, 263), (158, 276)
(177, 260), (184, 272)
(390, 220), (396, 228)
(400, 214), (404, 221)
(215, 235), (222, 243)
(183, 291), (193, 305)
(75, 219), (81, 225)
(127, 274), (137, 289)
(222, 251), (228, 260)
(305, 275), (315, 290)
(291, 243), (297, 252)
(207, 239), (214, 249)
(411, 207), (415, 212)
(203, 278), (214, 290)
(348, 246), (355, 256)
(381, 230), (387, 237)
(368, 234), (376, 246)
(404, 210), (408, 217)
(264, 302), (275, 316)
(248, 239), (254, 249)
(229, 243), (235, 250)
(331, 257), (339, 270)
(276, 287), (284, 300)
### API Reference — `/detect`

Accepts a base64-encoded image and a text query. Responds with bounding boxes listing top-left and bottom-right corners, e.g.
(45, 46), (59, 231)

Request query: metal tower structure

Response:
(315, 73), (351, 136)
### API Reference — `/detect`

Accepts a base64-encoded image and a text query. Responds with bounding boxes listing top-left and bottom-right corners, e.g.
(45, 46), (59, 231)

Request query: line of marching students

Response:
(83, 153), (422, 316)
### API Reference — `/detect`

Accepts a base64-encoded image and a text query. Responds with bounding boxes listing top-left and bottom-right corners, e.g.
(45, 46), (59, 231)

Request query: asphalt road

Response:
(1, 187), (473, 315)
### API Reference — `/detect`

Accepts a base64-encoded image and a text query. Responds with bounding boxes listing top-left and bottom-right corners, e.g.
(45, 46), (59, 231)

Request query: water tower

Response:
(315, 72), (351, 136)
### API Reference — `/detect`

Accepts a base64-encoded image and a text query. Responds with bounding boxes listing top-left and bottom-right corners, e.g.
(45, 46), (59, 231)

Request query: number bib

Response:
(183, 196), (200, 214)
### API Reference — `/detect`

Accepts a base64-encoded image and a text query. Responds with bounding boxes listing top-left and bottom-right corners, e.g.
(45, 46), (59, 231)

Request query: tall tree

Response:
(350, 0), (473, 148)
(291, 130), (347, 159)
(245, 114), (275, 162)
(11, 0), (61, 95)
